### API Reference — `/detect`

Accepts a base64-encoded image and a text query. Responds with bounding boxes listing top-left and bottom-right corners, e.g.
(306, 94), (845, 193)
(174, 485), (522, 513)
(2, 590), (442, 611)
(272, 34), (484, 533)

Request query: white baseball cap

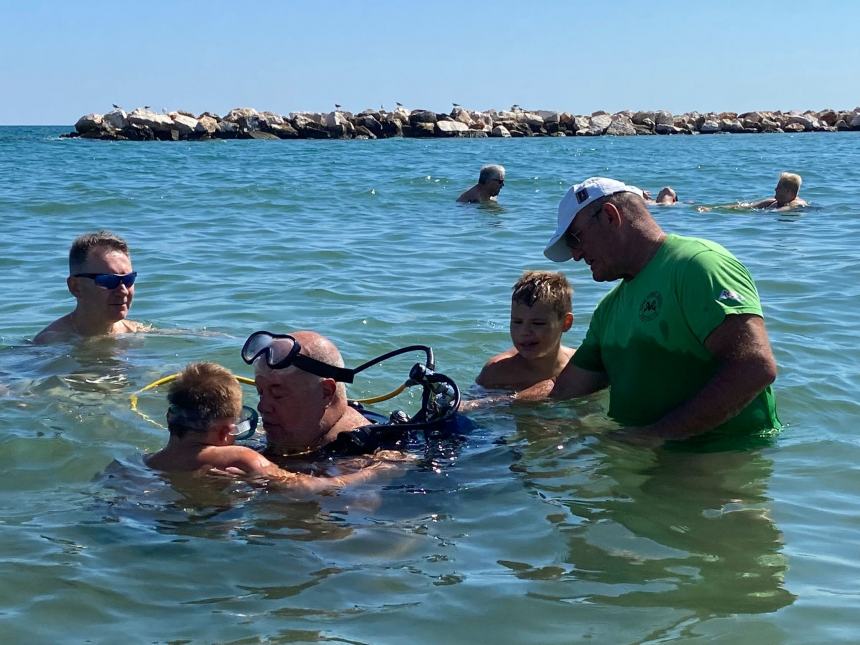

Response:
(543, 177), (644, 262)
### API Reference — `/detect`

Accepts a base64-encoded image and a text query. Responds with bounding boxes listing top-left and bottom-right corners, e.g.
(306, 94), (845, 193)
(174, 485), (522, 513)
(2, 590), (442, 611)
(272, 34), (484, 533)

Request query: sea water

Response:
(1, 127), (859, 643)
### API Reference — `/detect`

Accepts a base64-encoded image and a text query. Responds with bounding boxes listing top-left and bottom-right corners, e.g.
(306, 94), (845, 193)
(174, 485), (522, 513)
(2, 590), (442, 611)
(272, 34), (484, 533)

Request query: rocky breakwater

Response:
(65, 106), (860, 141)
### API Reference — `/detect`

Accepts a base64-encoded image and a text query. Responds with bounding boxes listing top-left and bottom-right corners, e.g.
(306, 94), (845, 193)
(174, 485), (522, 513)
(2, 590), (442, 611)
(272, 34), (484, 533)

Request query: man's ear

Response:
(67, 276), (82, 298)
(320, 378), (337, 400)
(601, 202), (625, 229)
(562, 312), (573, 332)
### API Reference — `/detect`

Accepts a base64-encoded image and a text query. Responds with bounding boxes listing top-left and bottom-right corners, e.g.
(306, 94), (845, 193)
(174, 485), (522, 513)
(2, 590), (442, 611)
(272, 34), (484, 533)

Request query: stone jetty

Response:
(65, 106), (860, 141)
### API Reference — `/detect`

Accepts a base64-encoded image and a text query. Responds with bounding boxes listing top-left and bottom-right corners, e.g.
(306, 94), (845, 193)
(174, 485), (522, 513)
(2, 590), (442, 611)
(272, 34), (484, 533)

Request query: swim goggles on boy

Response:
(241, 331), (355, 383)
(231, 405), (259, 441)
(72, 271), (137, 289)
(166, 404), (259, 441)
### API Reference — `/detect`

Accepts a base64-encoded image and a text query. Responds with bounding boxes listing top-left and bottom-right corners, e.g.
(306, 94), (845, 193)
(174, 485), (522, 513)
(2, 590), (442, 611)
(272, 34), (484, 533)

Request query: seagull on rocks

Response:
(395, 102), (403, 107)
(335, 103), (342, 110)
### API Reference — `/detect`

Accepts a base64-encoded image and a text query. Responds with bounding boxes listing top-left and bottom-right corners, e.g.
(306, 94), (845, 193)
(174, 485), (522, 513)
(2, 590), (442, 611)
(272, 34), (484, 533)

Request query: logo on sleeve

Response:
(639, 291), (662, 321)
(718, 288), (745, 303)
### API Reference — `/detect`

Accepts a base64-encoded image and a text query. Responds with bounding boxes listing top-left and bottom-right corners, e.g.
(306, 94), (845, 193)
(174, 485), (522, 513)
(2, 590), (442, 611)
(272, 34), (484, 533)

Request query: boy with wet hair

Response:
(146, 362), (391, 491)
(476, 271), (575, 391)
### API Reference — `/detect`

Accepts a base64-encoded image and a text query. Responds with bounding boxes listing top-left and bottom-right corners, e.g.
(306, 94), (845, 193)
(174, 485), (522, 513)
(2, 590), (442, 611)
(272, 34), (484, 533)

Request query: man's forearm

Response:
(641, 360), (775, 439)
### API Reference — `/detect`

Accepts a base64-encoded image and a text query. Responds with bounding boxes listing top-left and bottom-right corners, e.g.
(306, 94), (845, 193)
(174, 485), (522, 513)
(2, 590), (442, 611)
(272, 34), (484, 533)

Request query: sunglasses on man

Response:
(73, 272), (137, 289)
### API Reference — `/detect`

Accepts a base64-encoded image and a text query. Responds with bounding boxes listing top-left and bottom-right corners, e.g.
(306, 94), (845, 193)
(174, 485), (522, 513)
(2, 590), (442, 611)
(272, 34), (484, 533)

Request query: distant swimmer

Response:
(33, 231), (146, 344)
(697, 172), (807, 213)
(750, 172), (808, 210)
(644, 187), (679, 206)
(457, 164), (506, 204)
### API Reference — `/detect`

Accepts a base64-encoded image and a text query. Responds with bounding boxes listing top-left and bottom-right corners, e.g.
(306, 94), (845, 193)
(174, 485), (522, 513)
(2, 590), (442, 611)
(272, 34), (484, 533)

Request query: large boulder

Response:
(127, 108), (174, 133)
(435, 120), (469, 136)
(240, 131), (279, 140)
(102, 109), (127, 130)
(391, 106), (410, 122)
(410, 122), (436, 137)
(719, 118), (745, 133)
(818, 110), (838, 126)
(259, 111), (285, 130)
(578, 113), (611, 135)
(787, 114), (817, 131)
(409, 110), (437, 126)
(269, 122), (299, 139)
(353, 125), (377, 140)
(698, 119), (721, 134)
(655, 123), (682, 135)
(605, 115), (636, 136)
(169, 113), (199, 137)
(323, 111), (354, 137)
(216, 120), (238, 139)
(632, 111), (656, 125)
(850, 112), (860, 129)
(380, 115), (403, 137)
(491, 125), (511, 137)
(451, 107), (474, 126)
(195, 116), (219, 137)
(356, 114), (383, 137)
(654, 110), (674, 126)
(223, 107), (259, 122)
(75, 113), (105, 134)
(120, 123), (155, 141)
(520, 112), (545, 129)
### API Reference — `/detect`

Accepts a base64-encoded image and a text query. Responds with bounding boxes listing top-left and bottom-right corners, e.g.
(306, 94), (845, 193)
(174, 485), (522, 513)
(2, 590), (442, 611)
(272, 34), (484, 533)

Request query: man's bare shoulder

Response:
(33, 316), (74, 344)
(457, 186), (480, 203)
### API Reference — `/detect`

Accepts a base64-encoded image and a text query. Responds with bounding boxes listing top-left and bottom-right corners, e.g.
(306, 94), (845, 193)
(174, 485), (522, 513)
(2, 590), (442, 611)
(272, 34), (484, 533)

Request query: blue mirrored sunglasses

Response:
(73, 271), (137, 289)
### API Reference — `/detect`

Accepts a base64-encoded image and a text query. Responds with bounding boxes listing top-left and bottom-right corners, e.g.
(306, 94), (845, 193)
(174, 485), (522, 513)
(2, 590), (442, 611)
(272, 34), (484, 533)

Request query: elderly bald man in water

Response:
(244, 330), (370, 458)
(457, 164), (506, 203)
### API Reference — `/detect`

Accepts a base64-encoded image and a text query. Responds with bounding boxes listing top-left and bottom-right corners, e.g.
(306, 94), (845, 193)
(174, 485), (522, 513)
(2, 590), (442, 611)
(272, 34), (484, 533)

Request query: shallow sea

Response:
(1, 127), (859, 643)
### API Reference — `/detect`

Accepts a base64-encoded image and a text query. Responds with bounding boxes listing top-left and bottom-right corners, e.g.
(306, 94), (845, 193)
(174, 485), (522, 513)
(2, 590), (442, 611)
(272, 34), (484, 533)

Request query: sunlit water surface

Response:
(1, 128), (859, 643)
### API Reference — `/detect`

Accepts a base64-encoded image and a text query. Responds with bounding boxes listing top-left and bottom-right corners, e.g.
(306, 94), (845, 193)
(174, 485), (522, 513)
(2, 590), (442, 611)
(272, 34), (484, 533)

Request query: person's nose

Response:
(257, 393), (272, 415)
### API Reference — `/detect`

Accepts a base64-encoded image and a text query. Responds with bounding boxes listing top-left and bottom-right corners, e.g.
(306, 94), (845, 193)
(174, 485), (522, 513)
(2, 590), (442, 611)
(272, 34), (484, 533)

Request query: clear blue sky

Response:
(2, 0), (858, 124)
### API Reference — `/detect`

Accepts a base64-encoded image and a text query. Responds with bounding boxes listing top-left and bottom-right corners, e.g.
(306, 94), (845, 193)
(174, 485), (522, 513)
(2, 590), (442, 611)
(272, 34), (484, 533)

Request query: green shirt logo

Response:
(639, 291), (662, 321)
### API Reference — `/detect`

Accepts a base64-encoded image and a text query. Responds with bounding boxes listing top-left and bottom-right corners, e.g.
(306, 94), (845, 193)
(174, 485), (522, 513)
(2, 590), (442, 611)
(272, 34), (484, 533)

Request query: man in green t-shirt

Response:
(521, 176), (780, 441)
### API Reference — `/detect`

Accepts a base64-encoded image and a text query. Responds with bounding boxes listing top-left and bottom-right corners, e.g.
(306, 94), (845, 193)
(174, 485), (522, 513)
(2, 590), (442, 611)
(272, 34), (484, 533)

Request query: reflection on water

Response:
(507, 408), (794, 625)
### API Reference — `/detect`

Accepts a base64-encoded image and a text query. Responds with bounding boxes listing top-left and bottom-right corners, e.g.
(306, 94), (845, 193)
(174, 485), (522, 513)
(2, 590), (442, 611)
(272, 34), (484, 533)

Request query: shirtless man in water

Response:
(697, 172), (807, 213)
(457, 164), (506, 204)
(34, 231), (146, 344)
(750, 172), (808, 210)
